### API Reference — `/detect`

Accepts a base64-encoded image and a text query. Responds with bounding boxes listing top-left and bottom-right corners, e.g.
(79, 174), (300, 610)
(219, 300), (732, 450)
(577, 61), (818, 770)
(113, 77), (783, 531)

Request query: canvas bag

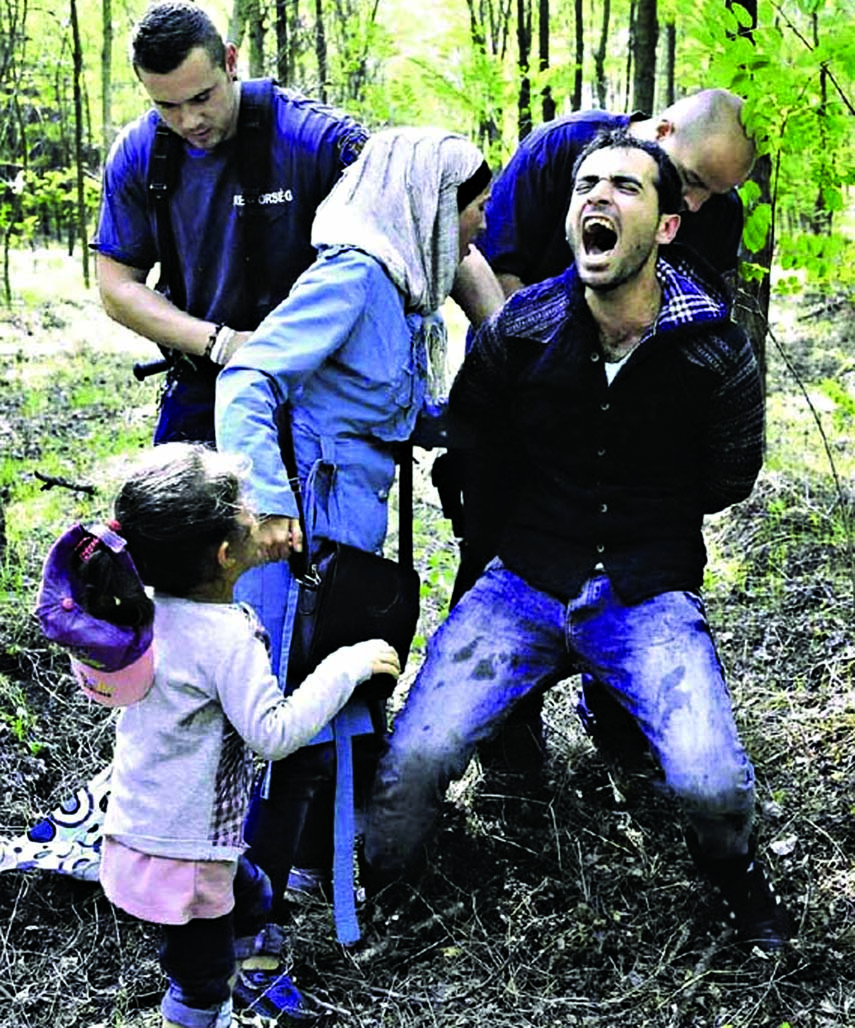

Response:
(275, 404), (421, 704)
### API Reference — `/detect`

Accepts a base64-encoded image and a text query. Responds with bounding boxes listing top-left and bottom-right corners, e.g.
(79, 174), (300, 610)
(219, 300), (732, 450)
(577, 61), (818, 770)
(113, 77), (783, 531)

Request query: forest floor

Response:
(0, 247), (853, 1028)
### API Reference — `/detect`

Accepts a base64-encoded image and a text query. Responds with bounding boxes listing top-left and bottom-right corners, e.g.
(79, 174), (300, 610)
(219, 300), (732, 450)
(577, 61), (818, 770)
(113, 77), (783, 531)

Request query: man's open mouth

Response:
(582, 216), (618, 256)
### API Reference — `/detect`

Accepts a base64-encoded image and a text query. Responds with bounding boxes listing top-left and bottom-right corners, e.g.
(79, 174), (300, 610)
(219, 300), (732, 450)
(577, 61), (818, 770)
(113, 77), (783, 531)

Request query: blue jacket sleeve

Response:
(215, 250), (371, 516)
(91, 115), (158, 269)
(481, 139), (555, 282)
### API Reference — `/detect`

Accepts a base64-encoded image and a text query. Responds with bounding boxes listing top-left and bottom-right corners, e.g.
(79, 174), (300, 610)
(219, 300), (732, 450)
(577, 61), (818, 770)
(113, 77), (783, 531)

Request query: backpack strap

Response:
(235, 78), (276, 325)
(147, 121), (186, 314)
(397, 443), (413, 569)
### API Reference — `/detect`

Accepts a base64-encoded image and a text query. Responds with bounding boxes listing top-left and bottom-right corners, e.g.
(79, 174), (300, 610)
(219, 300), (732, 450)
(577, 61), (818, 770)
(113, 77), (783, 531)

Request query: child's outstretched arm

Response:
(223, 638), (400, 761)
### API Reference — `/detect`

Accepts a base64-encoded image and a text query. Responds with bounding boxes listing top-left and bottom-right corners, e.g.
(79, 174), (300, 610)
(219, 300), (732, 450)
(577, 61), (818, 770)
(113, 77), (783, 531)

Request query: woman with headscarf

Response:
(214, 126), (492, 978)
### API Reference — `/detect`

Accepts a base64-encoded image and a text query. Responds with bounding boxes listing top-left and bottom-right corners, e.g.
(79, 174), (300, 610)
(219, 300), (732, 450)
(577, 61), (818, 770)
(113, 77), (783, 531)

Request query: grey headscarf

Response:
(311, 126), (487, 315)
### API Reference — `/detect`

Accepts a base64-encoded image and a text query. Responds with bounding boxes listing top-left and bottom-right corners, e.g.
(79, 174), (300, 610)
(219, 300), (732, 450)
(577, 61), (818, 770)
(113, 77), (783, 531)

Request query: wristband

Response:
(209, 325), (238, 365)
(203, 323), (224, 361)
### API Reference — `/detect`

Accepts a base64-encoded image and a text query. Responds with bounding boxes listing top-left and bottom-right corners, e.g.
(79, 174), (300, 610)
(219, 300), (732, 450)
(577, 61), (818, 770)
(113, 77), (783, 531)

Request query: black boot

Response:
(687, 831), (790, 952)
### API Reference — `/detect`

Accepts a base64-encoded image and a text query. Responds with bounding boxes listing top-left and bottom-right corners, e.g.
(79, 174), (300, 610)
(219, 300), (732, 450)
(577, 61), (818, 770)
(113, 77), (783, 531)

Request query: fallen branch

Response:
(33, 471), (97, 496)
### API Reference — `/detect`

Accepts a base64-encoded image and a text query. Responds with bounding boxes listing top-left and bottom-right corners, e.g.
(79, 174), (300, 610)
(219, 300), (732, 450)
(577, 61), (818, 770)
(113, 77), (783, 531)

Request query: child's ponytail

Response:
(77, 524), (154, 627)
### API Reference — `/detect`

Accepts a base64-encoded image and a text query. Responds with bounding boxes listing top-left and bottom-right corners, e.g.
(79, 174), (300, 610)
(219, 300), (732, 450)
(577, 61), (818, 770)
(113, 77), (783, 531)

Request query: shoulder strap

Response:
(273, 400), (311, 581)
(147, 121), (186, 313)
(236, 78), (275, 198)
(236, 78), (276, 323)
(397, 445), (413, 569)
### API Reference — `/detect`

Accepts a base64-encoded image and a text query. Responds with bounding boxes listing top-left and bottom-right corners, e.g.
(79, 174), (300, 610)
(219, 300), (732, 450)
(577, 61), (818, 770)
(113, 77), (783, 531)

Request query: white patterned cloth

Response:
(0, 764), (111, 882)
(312, 126), (485, 315)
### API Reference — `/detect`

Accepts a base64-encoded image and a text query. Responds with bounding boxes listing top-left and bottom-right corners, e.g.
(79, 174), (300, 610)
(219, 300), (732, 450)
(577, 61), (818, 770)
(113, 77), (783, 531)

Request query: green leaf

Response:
(739, 260), (768, 283)
(730, 2), (755, 28)
(821, 184), (844, 212)
(720, 6), (741, 37)
(742, 203), (772, 253)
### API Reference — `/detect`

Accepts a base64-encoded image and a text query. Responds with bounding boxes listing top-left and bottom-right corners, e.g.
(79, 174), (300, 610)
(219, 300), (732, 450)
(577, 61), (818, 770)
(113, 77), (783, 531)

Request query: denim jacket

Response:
(215, 247), (431, 694)
(216, 246), (429, 556)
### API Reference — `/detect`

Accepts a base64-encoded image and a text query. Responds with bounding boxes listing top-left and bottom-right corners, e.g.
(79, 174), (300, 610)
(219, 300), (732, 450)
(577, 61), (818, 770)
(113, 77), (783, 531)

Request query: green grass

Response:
(0, 673), (45, 756)
(0, 322), (158, 658)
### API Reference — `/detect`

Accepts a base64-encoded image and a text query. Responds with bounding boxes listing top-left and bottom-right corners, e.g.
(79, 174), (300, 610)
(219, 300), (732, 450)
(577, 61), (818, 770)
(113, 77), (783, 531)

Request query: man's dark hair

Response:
(571, 128), (683, 216)
(131, 1), (226, 76)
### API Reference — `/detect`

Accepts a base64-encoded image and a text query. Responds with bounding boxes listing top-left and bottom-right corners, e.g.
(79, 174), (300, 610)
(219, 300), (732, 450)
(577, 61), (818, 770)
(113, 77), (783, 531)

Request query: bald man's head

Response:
(638, 89), (756, 212)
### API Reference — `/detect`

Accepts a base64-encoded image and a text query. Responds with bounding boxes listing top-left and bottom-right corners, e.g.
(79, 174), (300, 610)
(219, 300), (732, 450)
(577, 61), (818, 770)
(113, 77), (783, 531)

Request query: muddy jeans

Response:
(364, 560), (755, 874)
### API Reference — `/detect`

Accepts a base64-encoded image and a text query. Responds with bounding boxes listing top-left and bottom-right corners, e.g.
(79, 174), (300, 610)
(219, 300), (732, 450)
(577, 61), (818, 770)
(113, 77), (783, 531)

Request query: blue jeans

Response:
(364, 561), (755, 873)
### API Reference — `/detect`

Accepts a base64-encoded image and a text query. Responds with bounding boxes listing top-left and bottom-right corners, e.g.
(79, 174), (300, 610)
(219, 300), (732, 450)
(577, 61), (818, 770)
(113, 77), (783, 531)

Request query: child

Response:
(36, 443), (399, 1028)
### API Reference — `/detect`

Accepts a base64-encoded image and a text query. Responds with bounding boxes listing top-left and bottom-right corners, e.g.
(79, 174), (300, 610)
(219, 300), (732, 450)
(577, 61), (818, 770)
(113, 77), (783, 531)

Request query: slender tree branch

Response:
(769, 0), (855, 116)
(34, 471), (97, 495)
(737, 300), (855, 614)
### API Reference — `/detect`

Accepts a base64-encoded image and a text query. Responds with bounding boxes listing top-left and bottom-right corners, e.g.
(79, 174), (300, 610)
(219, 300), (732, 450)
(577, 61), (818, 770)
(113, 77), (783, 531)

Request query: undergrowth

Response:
(0, 253), (853, 1027)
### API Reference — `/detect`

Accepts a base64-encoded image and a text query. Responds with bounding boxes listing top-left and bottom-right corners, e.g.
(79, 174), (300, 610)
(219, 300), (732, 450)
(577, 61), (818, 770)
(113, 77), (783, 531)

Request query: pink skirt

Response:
(100, 837), (237, 925)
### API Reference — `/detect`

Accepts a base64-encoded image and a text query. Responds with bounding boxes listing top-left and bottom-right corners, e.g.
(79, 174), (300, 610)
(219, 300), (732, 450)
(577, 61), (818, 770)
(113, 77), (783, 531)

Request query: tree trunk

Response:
(70, 0), (89, 287)
(3, 228), (14, 306)
(13, 92), (26, 173)
(247, 0), (265, 76)
(55, 42), (71, 166)
(0, 487), (7, 558)
(464, 0), (505, 153)
(538, 0), (548, 73)
(662, 20), (675, 108)
(274, 0), (288, 83)
(100, 0), (112, 154)
(572, 0), (583, 110)
(631, 0), (657, 114)
(228, 0), (245, 47)
(329, 0), (380, 104)
(517, 0), (532, 139)
(594, 0), (610, 109)
(625, 0), (635, 110)
(811, 13), (831, 236)
(315, 0), (328, 101)
(84, 79), (94, 159)
(539, 0), (555, 121)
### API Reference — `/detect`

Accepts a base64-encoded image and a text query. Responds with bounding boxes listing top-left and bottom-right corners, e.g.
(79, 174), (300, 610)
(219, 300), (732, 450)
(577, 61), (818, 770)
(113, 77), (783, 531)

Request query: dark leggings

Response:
(159, 856), (272, 1015)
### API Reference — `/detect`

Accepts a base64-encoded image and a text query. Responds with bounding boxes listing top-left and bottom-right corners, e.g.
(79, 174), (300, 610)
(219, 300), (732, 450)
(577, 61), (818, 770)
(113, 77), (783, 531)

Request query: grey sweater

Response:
(104, 594), (377, 861)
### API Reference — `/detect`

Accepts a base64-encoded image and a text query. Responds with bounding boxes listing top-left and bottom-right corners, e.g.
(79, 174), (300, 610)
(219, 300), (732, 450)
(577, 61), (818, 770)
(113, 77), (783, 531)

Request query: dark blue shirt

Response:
(92, 83), (366, 443)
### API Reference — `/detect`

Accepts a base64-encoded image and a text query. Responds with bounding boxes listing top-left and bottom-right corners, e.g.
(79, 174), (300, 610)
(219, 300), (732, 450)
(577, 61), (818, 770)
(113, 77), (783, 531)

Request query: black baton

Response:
(132, 359), (172, 381)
